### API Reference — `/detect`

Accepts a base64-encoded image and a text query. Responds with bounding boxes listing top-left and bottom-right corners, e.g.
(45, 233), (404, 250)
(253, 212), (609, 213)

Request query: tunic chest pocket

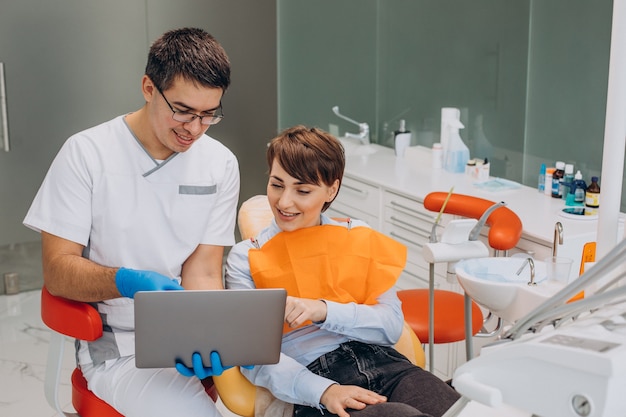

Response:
(172, 184), (219, 240)
(179, 184), (216, 195)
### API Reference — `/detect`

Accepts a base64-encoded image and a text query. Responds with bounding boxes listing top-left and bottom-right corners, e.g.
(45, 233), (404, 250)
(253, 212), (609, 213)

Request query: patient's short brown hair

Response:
(266, 126), (345, 212)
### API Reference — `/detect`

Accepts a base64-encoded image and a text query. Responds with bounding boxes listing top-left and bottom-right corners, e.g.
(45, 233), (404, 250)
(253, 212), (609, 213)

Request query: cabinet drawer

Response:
(327, 202), (379, 229)
(384, 191), (436, 225)
(336, 176), (380, 217)
(396, 261), (436, 290)
(384, 221), (429, 255)
(395, 261), (449, 296)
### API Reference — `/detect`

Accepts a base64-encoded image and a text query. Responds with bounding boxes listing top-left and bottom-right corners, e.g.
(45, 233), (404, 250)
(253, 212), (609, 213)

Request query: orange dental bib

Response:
(249, 224), (407, 332)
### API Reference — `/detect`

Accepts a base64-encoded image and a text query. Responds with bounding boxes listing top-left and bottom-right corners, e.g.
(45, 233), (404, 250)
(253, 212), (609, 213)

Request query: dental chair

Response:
(397, 192), (523, 373)
(211, 194), (427, 417)
(41, 287), (218, 416)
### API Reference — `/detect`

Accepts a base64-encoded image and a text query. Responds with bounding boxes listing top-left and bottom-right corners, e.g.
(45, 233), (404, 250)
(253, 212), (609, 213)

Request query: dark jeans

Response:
(293, 341), (460, 417)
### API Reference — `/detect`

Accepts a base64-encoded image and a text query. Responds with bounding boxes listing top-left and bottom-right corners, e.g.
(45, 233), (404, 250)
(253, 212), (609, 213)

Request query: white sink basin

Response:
(456, 257), (567, 323)
(338, 136), (379, 156)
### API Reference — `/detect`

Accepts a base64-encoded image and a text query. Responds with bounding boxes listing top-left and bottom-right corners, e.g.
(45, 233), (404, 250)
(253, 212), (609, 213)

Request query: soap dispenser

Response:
(394, 119), (411, 157)
(442, 111), (470, 173)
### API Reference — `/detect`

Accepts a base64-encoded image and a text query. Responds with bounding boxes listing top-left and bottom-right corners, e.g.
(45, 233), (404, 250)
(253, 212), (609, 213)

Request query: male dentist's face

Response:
(145, 76), (222, 159)
(267, 160), (338, 232)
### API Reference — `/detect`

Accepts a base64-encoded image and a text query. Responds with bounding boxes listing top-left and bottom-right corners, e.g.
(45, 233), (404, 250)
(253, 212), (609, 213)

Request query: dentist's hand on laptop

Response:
(115, 267), (184, 299)
(176, 351), (231, 378)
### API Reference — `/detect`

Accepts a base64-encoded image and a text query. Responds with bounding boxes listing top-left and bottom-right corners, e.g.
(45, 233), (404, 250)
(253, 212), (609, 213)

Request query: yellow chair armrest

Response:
(213, 367), (256, 417)
(394, 321), (426, 369)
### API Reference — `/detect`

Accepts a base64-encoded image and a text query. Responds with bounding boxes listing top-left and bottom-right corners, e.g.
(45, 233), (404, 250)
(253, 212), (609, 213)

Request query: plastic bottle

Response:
(393, 119), (411, 158)
(551, 161), (565, 198)
(585, 176), (600, 208)
(561, 163), (574, 200)
(432, 142), (443, 169)
(544, 167), (555, 196)
(440, 108), (460, 163)
(573, 170), (587, 205)
(443, 114), (469, 173)
(538, 163), (546, 193)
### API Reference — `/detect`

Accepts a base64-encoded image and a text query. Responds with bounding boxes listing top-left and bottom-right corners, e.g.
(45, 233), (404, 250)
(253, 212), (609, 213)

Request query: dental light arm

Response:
(332, 106), (370, 145)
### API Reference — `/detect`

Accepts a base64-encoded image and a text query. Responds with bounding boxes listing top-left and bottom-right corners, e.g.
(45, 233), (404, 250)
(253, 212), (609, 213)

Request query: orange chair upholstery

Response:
(41, 286), (217, 416)
(423, 191), (523, 253)
(397, 289), (483, 344)
(397, 192), (523, 372)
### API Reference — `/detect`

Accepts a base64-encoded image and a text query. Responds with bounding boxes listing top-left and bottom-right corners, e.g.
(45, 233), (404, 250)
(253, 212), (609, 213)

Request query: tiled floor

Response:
(0, 290), (71, 416)
(0, 290), (238, 417)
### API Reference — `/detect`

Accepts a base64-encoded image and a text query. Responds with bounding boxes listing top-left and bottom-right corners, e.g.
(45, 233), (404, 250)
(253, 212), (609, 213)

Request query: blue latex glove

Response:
(176, 351), (232, 379)
(175, 352), (255, 379)
(115, 267), (184, 298)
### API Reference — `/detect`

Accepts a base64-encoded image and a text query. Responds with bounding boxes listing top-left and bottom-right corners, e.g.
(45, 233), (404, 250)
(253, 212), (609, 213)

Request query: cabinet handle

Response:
(0, 62), (9, 152)
(342, 183), (369, 196)
(389, 231), (424, 247)
(389, 200), (420, 213)
(330, 207), (351, 218)
(389, 200), (433, 221)
(401, 268), (438, 288)
(389, 217), (431, 236)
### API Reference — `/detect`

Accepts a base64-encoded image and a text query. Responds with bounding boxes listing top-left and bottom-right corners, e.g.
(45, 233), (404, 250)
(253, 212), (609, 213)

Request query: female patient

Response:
(225, 125), (460, 417)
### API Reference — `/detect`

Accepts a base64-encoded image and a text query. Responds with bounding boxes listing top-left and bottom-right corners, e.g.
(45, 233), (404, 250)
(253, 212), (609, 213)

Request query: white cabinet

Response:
(382, 190), (449, 290)
(327, 175), (381, 228)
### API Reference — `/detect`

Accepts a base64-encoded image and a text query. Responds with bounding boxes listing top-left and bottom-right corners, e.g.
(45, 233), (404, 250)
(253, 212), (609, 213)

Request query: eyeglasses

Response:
(156, 86), (224, 126)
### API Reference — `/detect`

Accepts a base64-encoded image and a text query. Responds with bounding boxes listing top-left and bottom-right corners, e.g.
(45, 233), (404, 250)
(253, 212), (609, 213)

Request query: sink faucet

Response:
(516, 257), (536, 286)
(332, 106), (370, 145)
(552, 222), (563, 257)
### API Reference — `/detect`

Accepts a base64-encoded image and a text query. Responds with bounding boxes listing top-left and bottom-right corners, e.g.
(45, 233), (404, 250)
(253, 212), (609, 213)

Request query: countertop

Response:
(342, 143), (611, 249)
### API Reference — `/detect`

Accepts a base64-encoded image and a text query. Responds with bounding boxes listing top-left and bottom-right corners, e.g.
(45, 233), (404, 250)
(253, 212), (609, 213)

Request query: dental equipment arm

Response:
(468, 201), (506, 241)
(449, 238), (626, 417)
(504, 237), (626, 340)
(332, 106), (370, 145)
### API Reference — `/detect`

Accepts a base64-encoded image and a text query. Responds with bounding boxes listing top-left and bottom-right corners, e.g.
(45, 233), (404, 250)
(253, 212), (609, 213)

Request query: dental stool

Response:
(41, 287), (218, 416)
(397, 192), (523, 373)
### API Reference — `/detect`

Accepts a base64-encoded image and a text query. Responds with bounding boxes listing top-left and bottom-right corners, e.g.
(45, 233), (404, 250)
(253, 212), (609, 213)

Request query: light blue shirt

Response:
(225, 214), (404, 408)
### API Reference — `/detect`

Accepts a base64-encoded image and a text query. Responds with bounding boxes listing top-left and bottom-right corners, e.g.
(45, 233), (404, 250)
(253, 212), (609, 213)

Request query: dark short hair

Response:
(145, 27), (230, 92)
(266, 125), (345, 212)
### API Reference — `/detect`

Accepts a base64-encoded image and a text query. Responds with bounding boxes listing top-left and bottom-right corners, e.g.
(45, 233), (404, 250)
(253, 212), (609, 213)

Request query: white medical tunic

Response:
(24, 115), (240, 366)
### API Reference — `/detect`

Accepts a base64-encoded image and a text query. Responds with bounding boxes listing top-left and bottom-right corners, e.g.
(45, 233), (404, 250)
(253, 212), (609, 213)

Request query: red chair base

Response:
(398, 289), (483, 344)
(71, 367), (218, 416)
(72, 368), (123, 417)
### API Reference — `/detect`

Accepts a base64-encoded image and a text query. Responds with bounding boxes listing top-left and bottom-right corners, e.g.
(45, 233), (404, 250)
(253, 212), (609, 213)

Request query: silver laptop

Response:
(134, 288), (287, 369)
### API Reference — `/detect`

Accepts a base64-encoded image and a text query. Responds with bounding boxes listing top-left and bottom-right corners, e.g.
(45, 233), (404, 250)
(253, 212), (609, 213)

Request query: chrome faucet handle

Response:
(516, 257), (536, 286)
(344, 126), (370, 145)
(552, 222), (564, 257)
(332, 106), (370, 145)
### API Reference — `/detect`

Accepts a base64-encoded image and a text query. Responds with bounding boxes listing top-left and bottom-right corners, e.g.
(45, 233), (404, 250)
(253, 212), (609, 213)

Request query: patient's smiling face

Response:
(267, 160), (339, 233)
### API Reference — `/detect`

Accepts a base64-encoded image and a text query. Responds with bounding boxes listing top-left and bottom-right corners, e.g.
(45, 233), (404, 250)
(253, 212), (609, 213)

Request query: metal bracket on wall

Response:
(0, 62), (10, 152)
